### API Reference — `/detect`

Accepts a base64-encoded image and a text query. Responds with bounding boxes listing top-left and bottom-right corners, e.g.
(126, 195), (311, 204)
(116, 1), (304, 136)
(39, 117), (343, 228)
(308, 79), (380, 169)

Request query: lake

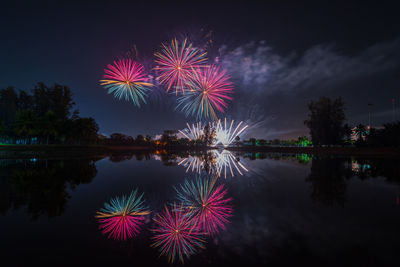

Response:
(1, 150), (400, 266)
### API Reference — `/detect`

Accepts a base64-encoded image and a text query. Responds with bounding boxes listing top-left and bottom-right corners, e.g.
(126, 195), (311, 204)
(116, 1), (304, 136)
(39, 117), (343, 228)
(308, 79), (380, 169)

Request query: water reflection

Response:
(151, 204), (206, 264)
(2, 152), (400, 222)
(2, 151), (400, 265)
(150, 175), (234, 264)
(0, 158), (98, 219)
(306, 156), (353, 206)
(95, 189), (150, 240)
(175, 176), (233, 236)
(177, 150), (248, 178)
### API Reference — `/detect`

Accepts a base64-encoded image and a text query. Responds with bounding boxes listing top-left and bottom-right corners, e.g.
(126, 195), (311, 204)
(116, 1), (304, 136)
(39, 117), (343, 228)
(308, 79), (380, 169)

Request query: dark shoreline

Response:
(1, 144), (400, 157)
(227, 146), (400, 157)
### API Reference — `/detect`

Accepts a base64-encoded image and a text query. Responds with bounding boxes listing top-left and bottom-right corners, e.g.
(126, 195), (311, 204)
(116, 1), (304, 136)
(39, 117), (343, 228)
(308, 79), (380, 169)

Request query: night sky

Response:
(1, 1), (399, 139)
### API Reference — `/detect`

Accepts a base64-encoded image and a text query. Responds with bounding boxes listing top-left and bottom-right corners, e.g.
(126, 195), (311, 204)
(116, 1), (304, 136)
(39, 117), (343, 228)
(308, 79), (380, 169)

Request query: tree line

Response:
(304, 97), (400, 147)
(0, 83), (99, 144)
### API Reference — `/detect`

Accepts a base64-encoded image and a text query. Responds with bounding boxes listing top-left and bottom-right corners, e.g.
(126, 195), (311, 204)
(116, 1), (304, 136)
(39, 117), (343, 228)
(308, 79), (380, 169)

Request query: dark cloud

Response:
(219, 38), (400, 139)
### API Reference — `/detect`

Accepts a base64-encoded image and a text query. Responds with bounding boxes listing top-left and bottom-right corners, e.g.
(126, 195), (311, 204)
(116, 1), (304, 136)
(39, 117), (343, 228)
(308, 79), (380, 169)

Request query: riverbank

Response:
(227, 146), (400, 157)
(0, 144), (154, 159)
(1, 144), (400, 158)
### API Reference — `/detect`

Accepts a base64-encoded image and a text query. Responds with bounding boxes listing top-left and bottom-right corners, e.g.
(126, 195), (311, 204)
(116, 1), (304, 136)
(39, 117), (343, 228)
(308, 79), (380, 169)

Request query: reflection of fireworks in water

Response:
(151, 204), (205, 264)
(154, 38), (207, 94)
(99, 59), (153, 107)
(178, 155), (204, 174)
(95, 189), (150, 240)
(178, 122), (205, 140)
(213, 150), (248, 178)
(214, 118), (248, 147)
(178, 150), (248, 178)
(175, 176), (233, 236)
(177, 65), (233, 120)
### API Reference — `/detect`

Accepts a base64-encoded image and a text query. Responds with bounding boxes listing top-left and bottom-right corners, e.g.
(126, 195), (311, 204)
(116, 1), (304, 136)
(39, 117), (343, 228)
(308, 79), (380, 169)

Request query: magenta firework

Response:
(154, 38), (207, 94)
(175, 176), (233, 236)
(177, 65), (233, 120)
(151, 204), (205, 263)
(100, 58), (153, 107)
(95, 189), (150, 240)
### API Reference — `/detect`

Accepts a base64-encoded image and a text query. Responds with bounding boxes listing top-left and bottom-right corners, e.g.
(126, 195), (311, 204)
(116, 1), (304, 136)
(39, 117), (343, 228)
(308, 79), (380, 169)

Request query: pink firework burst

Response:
(151, 204), (205, 264)
(98, 215), (146, 241)
(154, 38), (207, 94)
(99, 58), (153, 107)
(95, 189), (150, 241)
(175, 176), (233, 236)
(177, 65), (234, 120)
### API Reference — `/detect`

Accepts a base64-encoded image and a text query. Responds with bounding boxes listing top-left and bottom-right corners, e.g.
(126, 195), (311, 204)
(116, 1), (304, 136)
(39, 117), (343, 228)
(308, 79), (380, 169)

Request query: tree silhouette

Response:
(304, 97), (347, 146)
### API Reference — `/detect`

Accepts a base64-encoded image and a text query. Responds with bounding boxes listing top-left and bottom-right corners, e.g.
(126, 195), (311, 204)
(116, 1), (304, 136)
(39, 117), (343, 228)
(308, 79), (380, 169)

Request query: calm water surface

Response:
(1, 151), (400, 266)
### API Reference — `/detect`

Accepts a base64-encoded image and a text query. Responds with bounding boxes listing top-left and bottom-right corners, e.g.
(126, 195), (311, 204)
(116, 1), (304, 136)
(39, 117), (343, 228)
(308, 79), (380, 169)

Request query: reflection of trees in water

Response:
(0, 159), (98, 219)
(108, 152), (152, 162)
(306, 156), (400, 206)
(243, 152), (312, 165)
(354, 158), (400, 184)
(306, 157), (353, 206)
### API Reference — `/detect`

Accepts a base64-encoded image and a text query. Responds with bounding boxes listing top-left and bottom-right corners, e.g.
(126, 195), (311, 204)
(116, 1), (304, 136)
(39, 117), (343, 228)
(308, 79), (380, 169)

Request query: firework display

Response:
(213, 150), (248, 178)
(177, 65), (233, 120)
(175, 176), (233, 236)
(178, 122), (205, 140)
(155, 38), (207, 94)
(95, 189), (150, 240)
(100, 59), (153, 107)
(214, 118), (248, 147)
(177, 150), (248, 178)
(178, 155), (205, 174)
(151, 204), (205, 264)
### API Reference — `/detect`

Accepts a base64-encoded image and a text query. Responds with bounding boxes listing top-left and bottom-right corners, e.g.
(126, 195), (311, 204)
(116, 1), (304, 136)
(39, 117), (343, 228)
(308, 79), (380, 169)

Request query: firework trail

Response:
(177, 65), (233, 120)
(151, 204), (205, 264)
(175, 176), (233, 236)
(100, 58), (153, 107)
(178, 122), (205, 140)
(95, 189), (150, 240)
(214, 118), (248, 147)
(154, 38), (207, 94)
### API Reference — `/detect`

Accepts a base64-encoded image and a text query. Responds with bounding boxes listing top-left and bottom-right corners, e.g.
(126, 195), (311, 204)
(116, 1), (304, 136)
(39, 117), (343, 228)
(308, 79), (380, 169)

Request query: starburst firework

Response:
(154, 38), (207, 93)
(95, 189), (150, 240)
(151, 204), (205, 264)
(175, 176), (233, 236)
(100, 58), (153, 107)
(177, 65), (233, 120)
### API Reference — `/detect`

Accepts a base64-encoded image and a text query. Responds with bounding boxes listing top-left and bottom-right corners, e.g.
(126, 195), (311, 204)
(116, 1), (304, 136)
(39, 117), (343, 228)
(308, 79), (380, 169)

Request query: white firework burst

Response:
(213, 118), (248, 147)
(178, 122), (205, 140)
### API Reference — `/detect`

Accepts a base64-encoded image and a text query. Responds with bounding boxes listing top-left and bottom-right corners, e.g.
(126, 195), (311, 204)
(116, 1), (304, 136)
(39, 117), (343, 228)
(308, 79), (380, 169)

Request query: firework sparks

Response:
(178, 122), (205, 140)
(151, 204), (205, 264)
(100, 58), (153, 107)
(178, 150), (248, 178)
(214, 118), (248, 147)
(178, 155), (205, 174)
(177, 65), (233, 120)
(175, 176), (233, 236)
(213, 150), (248, 178)
(95, 189), (150, 240)
(154, 38), (207, 94)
